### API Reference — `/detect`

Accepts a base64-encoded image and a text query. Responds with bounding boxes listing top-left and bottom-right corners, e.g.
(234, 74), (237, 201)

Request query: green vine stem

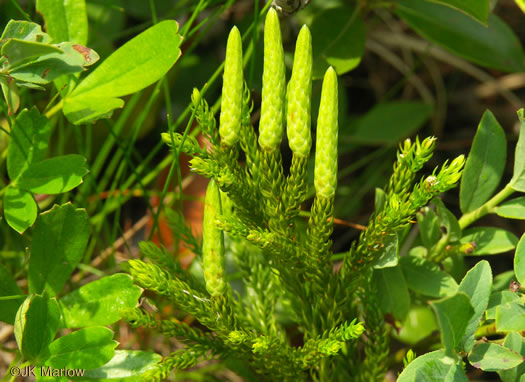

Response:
(430, 183), (515, 262)
(457, 183), (515, 229)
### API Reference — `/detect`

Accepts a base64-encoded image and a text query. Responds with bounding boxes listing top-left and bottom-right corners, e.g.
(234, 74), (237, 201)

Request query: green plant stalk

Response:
(428, 182), (514, 262)
(458, 183), (514, 229)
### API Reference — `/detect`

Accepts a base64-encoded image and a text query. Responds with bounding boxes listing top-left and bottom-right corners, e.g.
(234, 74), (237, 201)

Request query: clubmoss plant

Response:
(127, 7), (466, 381)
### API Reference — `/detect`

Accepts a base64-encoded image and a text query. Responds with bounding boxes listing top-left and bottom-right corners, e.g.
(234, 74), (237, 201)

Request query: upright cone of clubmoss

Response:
(219, 27), (243, 147)
(259, 8), (286, 152)
(314, 67), (338, 199)
(287, 25), (312, 158)
(202, 179), (227, 297)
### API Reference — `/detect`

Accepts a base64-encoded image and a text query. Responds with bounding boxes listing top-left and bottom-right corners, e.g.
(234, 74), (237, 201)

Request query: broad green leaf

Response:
(1, 39), (62, 67)
(0, 263), (25, 324)
(442, 253), (467, 283)
(460, 227), (518, 255)
(469, 342), (524, 371)
(348, 102), (432, 145)
(29, 204), (90, 297)
(400, 255), (458, 297)
(510, 109), (525, 191)
(395, 305), (438, 345)
(433, 198), (461, 241)
(417, 207), (441, 249)
(371, 233), (398, 268)
(7, 107), (51, 180)
(373, 265), (410, 320)
(36, 0), (88, 45)
(427, 0), (490, 24)
(460, 110), (506, 213)
(41, 327), (117, 369)
(60, 274), (142, 328)
(64, 20), (182, 124)
(396, 0), (525, 72)
(10, 42), (99, 85)
(516, 234), (525, 284)
(431, 292), (474, 355)
(310, 5), (366, 79)
(496, 300), (525, 332)
(14, 295), (60, 362)
(0, 20), (52, 44)
(62, 97), (124, 125)
(458, 261), (493, 352)
(398, 349), (468, 382)
(495, 197), (525, 220)
(499, 332), (525, 382)
(486, 291), (520, 319)
(79, 350), (162, 381)
(17, 154), (88, 194)
(4, 186), (37, 233)
(0, 74), (20, 115)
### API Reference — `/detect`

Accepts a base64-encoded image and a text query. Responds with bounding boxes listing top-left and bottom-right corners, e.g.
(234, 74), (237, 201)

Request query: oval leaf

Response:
(495, 196), (525, 220)
(400, 255), (458, 297)
(64, 20), (182, 124)
(28, 203), (90, 297)
(395, 305), (438, 345)
(398, 349), (468, 382)
(486, 291), (520, 320)
(36, 0), (88, 45)
(373, 265), (410, 320)
(372, 233), (399, 268)
(428, 0), (490, 24)
(10, 42), (99, 85)
(417, 207), (441, 249)
(2, 39), (62, 67)
(14, 295), (60, 362)
(498, 332), (525, 382)
(496, 300), (525, 332)
(310, 5), (366, 79)
(1, 20), (52, 43)
(460, 110), (506, 213)
(42, 327), (117, 370)
(468, 342), (524, 371)
(458, 261), (493, 352)
(460, 227), (518, 255)
(396, 0), (525, 72)
(433, 198), (461, 242)
(17, 154), (88, 194)
(81, 350), (162, 380)
(60, 274), (143, 328)
(7, 107), (51, 180)
(431, 292), (474, 355)
(4, 186), (37, 234)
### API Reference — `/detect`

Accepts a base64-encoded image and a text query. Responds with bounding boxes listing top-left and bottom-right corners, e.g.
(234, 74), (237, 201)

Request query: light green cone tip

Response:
(219, 26), (243, 147)
(287, 25), (312, 158)
(259, 8), (286, 152)
(314, 67), (338, 199)
(202, 179), (226, 297)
